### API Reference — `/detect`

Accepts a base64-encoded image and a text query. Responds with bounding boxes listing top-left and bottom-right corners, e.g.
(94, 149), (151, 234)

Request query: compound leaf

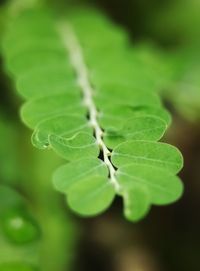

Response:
(2, 6), (184, 221)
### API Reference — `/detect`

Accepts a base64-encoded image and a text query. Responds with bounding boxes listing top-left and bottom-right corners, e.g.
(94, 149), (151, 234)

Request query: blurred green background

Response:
(0, 0), (200, 270)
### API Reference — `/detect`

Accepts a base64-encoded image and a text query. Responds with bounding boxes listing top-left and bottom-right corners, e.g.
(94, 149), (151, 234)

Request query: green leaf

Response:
(122, 187), (150, 222)
(112, 140), (183, 174)
(53, 158), (115, 214)
(31, 114), (90, 149)
(67, 175), (115, 216)
(117, 164), (183, 205)
(53, 158), (108, 193)
(2, 6), (184, 221)
(100, 105), (171, 129)
(104, 115), (167, 148)
(21, 91), (85, 128)
(49, 132), (99, 160)
(117, 164), (183, 221)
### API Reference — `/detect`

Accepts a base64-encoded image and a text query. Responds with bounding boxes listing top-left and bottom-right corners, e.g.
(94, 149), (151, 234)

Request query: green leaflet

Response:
(49, 132), (99, 161)
(67, 175), (115, 216)
(53, 158), (115, 214)
(112, 141), (183, 174)
(116, 164), (183, 221)
(2, 6), (184, 221)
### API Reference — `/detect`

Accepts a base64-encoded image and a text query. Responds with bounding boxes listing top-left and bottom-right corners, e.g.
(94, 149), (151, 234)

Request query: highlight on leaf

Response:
(2, 6), (184, 221)
(0, 185), (40, 270)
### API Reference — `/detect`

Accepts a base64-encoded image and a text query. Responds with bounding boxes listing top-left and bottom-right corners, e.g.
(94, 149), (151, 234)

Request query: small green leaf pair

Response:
(53, 140), (183, 221)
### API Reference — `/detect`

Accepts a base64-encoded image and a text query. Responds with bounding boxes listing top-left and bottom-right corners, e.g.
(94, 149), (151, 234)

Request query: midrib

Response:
(58, 22), (120, 191)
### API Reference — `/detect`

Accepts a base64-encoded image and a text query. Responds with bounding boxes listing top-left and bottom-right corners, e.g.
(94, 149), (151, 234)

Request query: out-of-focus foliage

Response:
(146, 0), (200, 46)
(0, 116), (40, 270)
(0, 115), (77, 271)
(0, 185), (40, 271)
(163, 47), (200, 122)
(0, 118), (19, 183)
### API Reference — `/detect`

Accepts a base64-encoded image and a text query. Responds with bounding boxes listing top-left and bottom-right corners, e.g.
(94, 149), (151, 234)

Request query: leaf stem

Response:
(58, 22), (120, 192)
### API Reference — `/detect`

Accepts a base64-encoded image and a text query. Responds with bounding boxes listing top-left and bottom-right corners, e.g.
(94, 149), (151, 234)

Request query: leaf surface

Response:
(112, 140), (183, 174)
